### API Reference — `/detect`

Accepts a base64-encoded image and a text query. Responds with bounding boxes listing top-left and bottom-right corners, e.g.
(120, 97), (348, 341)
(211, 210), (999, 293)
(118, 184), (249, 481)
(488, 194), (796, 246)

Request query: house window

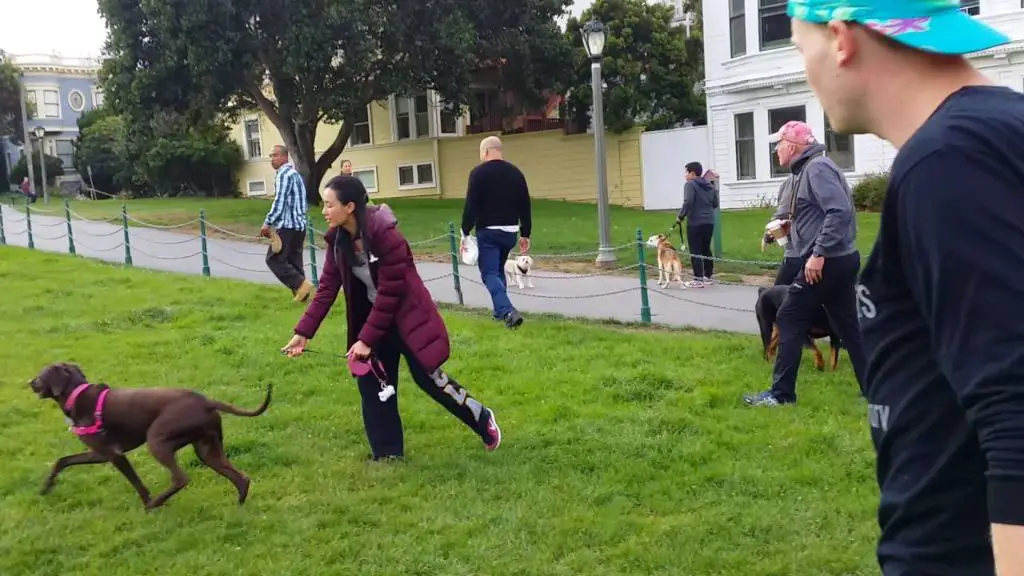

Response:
(759, 0), (791, 50)
(352, 166), (379, 193)
(824, 115), (855, 172)
(960, 0), (980, 15)
(247, 180), (267, 196)
(348, 105), (372, 147)
(394, 93), (431, 140)
(734, 112), (756, 180)
(397, 162), (435, 189)
(54, 139), (75, 170)
(43, 90), (60, 118)
(92, 88), (104, 107)
(414, 95), (430, 137)
(439, 103), (459, 136)
(29, 89), (61, 118)
(730, 0), (747, 58)
(435, 92), (462, 136)
(243, 118), (262, 159)
(68, 90), (86, 113)
(768, 105), (806, 177)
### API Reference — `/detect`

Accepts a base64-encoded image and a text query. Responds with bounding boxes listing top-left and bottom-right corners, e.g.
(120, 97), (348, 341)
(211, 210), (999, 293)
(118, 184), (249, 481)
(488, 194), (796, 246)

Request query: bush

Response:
(852, 171), (889, 211)
(8, 152), (65, 188)
(75, 113), (130, 196)
(137, 128), (244, 198)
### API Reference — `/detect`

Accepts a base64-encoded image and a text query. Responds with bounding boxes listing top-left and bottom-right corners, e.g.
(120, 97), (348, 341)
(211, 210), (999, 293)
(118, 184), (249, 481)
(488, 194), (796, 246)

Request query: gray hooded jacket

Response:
(775, 143), (857, 259)
(677, 177), (719, 226)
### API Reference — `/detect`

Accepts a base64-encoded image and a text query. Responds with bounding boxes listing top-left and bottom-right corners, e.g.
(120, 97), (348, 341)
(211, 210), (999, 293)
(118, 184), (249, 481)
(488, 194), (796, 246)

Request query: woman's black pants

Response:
(357, 330), (489, 459)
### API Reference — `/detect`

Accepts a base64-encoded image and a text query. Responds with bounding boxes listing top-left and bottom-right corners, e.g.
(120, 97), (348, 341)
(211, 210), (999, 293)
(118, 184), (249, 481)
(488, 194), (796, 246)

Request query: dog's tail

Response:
(212, 384), (272, 417)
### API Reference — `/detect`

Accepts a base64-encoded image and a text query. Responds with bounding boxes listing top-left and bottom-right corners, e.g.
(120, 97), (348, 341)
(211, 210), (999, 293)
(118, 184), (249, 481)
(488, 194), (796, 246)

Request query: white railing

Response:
(10, 53), (102, 69)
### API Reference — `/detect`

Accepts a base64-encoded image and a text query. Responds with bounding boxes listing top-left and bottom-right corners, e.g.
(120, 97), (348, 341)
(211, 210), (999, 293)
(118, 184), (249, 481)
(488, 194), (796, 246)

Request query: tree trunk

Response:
(289, 120), (354, 206)
(247, 88), (358, 207)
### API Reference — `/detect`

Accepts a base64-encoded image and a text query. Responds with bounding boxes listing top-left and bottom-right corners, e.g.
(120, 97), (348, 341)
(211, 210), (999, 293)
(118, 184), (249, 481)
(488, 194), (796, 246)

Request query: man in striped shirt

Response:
(261, 145), (313, 301)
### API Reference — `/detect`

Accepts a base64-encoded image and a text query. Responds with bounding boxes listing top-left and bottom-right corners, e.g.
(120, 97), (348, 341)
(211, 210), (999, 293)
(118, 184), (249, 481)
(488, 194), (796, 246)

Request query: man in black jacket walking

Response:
(460, 136), (532, 329)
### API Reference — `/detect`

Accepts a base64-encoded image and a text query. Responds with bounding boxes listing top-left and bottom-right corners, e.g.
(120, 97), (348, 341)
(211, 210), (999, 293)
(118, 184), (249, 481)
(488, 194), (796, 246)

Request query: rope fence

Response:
(0, 200), (771, 323)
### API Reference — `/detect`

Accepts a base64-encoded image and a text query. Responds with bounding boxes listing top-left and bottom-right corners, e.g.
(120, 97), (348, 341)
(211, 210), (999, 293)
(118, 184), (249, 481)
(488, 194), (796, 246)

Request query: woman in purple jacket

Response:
(281, 176), (502, 460)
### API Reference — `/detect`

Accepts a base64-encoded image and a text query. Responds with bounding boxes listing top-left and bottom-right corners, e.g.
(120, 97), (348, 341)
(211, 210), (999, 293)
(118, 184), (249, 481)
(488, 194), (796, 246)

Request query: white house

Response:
(701, 0), (1024, 209)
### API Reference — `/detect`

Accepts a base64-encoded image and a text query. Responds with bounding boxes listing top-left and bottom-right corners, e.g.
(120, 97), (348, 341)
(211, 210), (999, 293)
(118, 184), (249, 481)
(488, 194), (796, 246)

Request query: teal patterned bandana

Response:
(787, 0), (1010, 55)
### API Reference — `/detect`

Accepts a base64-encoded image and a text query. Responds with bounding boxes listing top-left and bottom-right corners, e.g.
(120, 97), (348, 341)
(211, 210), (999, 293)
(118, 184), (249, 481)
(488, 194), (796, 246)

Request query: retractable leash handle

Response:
(347, 354), (395, 402)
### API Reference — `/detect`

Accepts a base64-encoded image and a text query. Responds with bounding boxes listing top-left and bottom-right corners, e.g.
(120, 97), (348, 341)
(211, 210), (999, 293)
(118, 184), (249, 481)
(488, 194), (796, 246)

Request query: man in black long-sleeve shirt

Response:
(460, 136), (532, 329)
(791, 3), (1024, 573)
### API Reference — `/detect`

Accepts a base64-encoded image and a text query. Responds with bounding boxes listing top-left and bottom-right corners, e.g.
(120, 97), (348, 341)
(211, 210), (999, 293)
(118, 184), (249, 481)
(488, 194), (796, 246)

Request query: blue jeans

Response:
(476, 228), (518, 319)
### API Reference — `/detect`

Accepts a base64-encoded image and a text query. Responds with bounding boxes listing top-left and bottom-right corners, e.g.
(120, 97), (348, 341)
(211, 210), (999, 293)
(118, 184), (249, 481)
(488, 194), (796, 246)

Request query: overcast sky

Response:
(0, 0), (598, 58)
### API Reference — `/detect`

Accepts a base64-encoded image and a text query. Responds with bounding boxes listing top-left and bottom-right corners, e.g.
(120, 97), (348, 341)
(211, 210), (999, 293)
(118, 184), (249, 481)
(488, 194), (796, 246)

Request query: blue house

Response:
(1, 53), (102, 191)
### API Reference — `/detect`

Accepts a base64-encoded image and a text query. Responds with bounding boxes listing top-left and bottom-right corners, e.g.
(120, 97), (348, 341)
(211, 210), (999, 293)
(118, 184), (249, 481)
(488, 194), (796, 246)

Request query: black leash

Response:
(670, 220), (685, 249)
(280, 347), (395, 401)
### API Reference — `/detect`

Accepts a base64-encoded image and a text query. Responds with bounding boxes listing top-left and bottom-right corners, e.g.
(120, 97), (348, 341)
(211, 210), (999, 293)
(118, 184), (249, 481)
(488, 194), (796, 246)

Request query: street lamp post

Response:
(581, 19), (617, 266)
(33, 125), (48, 204)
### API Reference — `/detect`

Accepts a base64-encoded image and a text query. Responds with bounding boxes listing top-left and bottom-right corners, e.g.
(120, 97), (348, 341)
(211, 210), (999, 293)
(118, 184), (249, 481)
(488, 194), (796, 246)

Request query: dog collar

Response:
(64, 383), (110, 436)
(64, 383), (90, 412)
(516, 264), (528, 274)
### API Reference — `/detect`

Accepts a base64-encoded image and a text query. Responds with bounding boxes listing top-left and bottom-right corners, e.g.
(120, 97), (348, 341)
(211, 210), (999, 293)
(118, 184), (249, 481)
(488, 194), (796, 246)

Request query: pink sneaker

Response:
(483, 410), (502, 451)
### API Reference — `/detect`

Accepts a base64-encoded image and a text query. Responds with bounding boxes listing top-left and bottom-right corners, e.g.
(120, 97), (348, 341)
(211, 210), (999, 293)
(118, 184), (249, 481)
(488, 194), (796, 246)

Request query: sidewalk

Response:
(0, 209), (760, 334)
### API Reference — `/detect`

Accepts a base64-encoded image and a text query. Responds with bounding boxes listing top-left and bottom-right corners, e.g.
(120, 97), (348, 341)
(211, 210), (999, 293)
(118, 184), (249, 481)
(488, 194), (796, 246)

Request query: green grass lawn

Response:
(8, 196), (880, 277)
(0, 248), (879, 575)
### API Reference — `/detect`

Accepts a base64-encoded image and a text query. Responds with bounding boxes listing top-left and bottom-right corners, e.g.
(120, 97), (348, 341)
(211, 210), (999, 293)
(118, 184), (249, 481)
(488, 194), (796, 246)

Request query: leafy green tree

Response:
(0, 54), (31, 143)
(74, 107), (130, 196)
(136, 113), (245, 198)
(563, 0), (706, 133)
(97, 0), (572, 203)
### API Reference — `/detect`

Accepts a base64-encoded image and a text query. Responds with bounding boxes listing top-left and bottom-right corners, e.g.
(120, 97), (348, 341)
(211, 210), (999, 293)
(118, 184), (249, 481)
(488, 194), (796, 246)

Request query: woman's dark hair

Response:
(323, 175), (371, 264)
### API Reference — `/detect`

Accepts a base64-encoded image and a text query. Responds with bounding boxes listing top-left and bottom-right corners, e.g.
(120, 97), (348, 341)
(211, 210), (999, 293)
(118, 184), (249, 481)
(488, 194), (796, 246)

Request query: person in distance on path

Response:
(282, 176), (502, 460)
(460, 136), (532, 329)
(676, 161), (719, 288)
(789, 0), (1024, 572)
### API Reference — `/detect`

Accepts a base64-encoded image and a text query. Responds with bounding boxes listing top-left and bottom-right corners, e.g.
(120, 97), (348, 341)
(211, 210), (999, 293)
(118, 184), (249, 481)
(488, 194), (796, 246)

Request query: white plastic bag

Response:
(461, 234), (479, 266)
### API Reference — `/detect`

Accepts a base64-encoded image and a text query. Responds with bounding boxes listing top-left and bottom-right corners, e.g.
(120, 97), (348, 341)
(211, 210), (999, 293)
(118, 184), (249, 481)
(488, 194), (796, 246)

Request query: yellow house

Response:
(232, 90), (645, 207)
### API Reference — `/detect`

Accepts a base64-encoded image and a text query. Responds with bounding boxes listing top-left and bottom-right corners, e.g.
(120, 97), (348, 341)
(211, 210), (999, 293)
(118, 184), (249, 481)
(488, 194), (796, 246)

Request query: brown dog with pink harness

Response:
(30, 362), (271, 510)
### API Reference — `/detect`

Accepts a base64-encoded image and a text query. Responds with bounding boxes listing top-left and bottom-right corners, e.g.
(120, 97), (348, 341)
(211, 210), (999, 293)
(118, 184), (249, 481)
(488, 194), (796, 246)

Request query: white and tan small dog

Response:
(646, 234), (684, 288)
(504, 254), (535, 289)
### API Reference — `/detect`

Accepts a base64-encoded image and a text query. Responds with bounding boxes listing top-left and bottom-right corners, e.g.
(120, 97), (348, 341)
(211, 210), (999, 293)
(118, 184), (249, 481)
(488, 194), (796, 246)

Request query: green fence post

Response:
(121, 204), (132, 266)
(448, 222), (464, 305)
(199, 209), (211, 277)
(713, 208), (723, 258)
(306, 217), (319, 287)
(636, 228), (651, 324)
(64, 199), (76, 255)
(0, 204), (6, 245)
(26, 204), (34, 249)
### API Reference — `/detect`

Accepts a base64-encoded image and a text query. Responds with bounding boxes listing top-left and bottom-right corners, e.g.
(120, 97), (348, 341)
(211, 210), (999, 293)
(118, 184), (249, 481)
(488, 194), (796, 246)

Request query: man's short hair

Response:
(271, 144), (288, 157)
(480, 136), (502, 152)
(685, 162), (703, 176)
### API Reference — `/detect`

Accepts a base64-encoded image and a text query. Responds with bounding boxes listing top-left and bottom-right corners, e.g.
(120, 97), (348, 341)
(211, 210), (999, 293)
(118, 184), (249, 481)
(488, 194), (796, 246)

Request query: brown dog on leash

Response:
(29, 362), (272, 510)
(755, 286), (842, 371)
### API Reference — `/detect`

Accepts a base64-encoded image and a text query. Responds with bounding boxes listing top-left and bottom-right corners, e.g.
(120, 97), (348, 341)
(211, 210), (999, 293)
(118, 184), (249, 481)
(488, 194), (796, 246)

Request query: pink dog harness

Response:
(64, 383), (109, 436)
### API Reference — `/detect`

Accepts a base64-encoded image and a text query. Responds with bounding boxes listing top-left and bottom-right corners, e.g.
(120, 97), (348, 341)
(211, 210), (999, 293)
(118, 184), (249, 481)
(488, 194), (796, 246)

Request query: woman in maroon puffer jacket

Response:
(281, 175), (502, 460)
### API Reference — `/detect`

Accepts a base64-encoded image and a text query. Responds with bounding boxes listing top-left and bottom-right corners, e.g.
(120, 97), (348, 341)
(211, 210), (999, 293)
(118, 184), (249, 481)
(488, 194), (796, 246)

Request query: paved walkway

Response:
(0, 208), (760, 333)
